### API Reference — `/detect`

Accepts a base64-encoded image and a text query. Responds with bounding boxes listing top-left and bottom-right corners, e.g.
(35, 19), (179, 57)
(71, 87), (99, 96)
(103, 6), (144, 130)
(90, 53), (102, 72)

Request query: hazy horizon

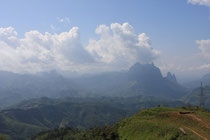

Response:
(0, 1), (210, 139)
(0, 0), (209, 81)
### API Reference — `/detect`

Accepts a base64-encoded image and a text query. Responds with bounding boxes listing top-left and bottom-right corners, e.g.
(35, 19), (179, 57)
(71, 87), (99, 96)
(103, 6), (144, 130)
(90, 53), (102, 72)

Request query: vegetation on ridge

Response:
(33, 107), (210, 140)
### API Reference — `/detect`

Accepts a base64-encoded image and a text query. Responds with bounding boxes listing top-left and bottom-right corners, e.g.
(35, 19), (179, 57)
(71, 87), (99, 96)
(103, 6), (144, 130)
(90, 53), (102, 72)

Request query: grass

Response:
(117, 107), (210, 140)
(0, 114), (46, 140)
(25, 107), (210, 140)
(0, 135), (7, 140)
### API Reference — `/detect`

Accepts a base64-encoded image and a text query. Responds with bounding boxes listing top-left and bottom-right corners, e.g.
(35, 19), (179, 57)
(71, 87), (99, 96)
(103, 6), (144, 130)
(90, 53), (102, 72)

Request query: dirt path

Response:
(186, 114), (210, 129)
(169, 112), (209, 139)
(184, 126), (208, 140)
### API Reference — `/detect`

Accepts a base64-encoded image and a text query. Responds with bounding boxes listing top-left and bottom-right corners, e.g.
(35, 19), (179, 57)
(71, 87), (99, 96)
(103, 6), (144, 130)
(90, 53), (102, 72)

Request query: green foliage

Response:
(0, 99), (127, 140)
(0, 96), (189, 140)
(0, 135), (7, 140)
(33, 126), (119, 140)
(33, 107), (210, 140)
(0, 114), (46, 140)
(117, 107), (210, 140)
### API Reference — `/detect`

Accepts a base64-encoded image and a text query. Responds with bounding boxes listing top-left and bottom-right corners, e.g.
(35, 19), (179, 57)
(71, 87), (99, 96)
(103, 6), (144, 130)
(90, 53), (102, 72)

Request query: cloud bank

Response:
(156, 38), (210, 79)
(0, 23), (160, 73)
(187, 0), (210, 7)
(87, 23), (160, 68)
(197, 39), (210, 58)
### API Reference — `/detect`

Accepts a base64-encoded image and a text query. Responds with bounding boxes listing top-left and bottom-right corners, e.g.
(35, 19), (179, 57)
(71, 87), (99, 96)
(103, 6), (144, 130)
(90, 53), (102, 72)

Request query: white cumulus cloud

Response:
(197, 39), (210, 58)
(86, 23), (160, 69)
(0, 23), (160, 73)
(187, 0), (210, 7)
(0, 27), (93, 73)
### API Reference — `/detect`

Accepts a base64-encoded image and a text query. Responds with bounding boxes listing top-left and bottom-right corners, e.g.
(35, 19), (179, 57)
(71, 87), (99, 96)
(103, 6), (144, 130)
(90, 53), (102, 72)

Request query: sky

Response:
(0, 0), (209, 81)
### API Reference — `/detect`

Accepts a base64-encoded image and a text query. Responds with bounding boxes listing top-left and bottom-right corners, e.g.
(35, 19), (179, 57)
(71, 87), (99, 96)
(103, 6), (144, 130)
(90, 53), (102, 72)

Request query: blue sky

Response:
(0, 0), (209, 80)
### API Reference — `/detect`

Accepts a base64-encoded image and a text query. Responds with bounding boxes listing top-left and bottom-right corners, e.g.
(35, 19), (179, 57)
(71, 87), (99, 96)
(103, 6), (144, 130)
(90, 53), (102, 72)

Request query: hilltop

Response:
(33, 107), (210, 140)
(117, 107), (210, 140)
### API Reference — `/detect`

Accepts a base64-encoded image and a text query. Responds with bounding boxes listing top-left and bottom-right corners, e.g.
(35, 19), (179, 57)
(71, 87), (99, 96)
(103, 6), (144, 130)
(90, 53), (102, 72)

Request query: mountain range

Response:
(183, 85), (210, 108)
(0, 71), (77, 109)
(74, 63), (186, 99)
(184, 73), (210, 89)
(0, 63), (187, 109)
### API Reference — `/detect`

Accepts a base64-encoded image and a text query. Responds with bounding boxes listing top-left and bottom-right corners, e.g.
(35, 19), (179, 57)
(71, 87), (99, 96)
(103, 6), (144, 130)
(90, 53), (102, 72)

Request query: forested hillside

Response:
(0, 97), (185, 140)
(33, 107), (210, 140)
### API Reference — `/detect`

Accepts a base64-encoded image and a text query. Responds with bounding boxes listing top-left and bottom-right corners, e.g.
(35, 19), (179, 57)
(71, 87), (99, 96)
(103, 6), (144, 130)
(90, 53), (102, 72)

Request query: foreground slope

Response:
(34, 107), (210, 140)
(118, 107), (210, 140)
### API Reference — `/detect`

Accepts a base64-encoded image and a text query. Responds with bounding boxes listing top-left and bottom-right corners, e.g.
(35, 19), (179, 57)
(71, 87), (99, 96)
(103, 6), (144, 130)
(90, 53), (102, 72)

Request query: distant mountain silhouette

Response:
(0, 63), (187, 109)
(126, 63), (185, 98)
(183, 85), (210, 109)
(0, 71), (78, 108)
(128, 63), (163, 81)
(202, 73), (210, 84)
(184, 73), (210, 89)
(75, 63), (187, 99)
(166, 72), (177, 83)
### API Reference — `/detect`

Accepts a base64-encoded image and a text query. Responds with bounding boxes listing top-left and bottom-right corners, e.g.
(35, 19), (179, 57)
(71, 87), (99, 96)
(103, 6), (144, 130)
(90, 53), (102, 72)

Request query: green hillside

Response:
(0, 100), (127, 140)
(0, 114), (45, 140)
(0, 135), (7, 140)
(117, 107), (210, 140)
(0, 96), (186, 140)
(33, 107), (210, 140)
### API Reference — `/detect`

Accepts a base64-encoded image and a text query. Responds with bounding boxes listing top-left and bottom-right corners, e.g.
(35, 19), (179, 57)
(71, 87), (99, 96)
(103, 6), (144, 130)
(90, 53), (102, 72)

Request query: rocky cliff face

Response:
(166, 72), (177, 83)
(126, 63), (186, 99)
(128, 63), (163, 82)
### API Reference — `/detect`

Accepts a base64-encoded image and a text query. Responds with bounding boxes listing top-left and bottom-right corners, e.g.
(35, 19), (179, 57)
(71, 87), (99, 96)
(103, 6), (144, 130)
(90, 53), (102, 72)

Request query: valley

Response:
(0, 63), (209, 140)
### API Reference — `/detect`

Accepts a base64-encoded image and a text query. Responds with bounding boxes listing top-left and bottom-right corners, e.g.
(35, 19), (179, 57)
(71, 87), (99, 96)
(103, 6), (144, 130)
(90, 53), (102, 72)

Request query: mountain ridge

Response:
(75, 63), (186, 99)
(0, 63), (187, 110)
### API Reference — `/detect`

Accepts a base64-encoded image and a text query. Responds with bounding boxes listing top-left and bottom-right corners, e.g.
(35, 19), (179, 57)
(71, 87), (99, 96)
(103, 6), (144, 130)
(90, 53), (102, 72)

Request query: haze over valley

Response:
(0, 0), (209, 140)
